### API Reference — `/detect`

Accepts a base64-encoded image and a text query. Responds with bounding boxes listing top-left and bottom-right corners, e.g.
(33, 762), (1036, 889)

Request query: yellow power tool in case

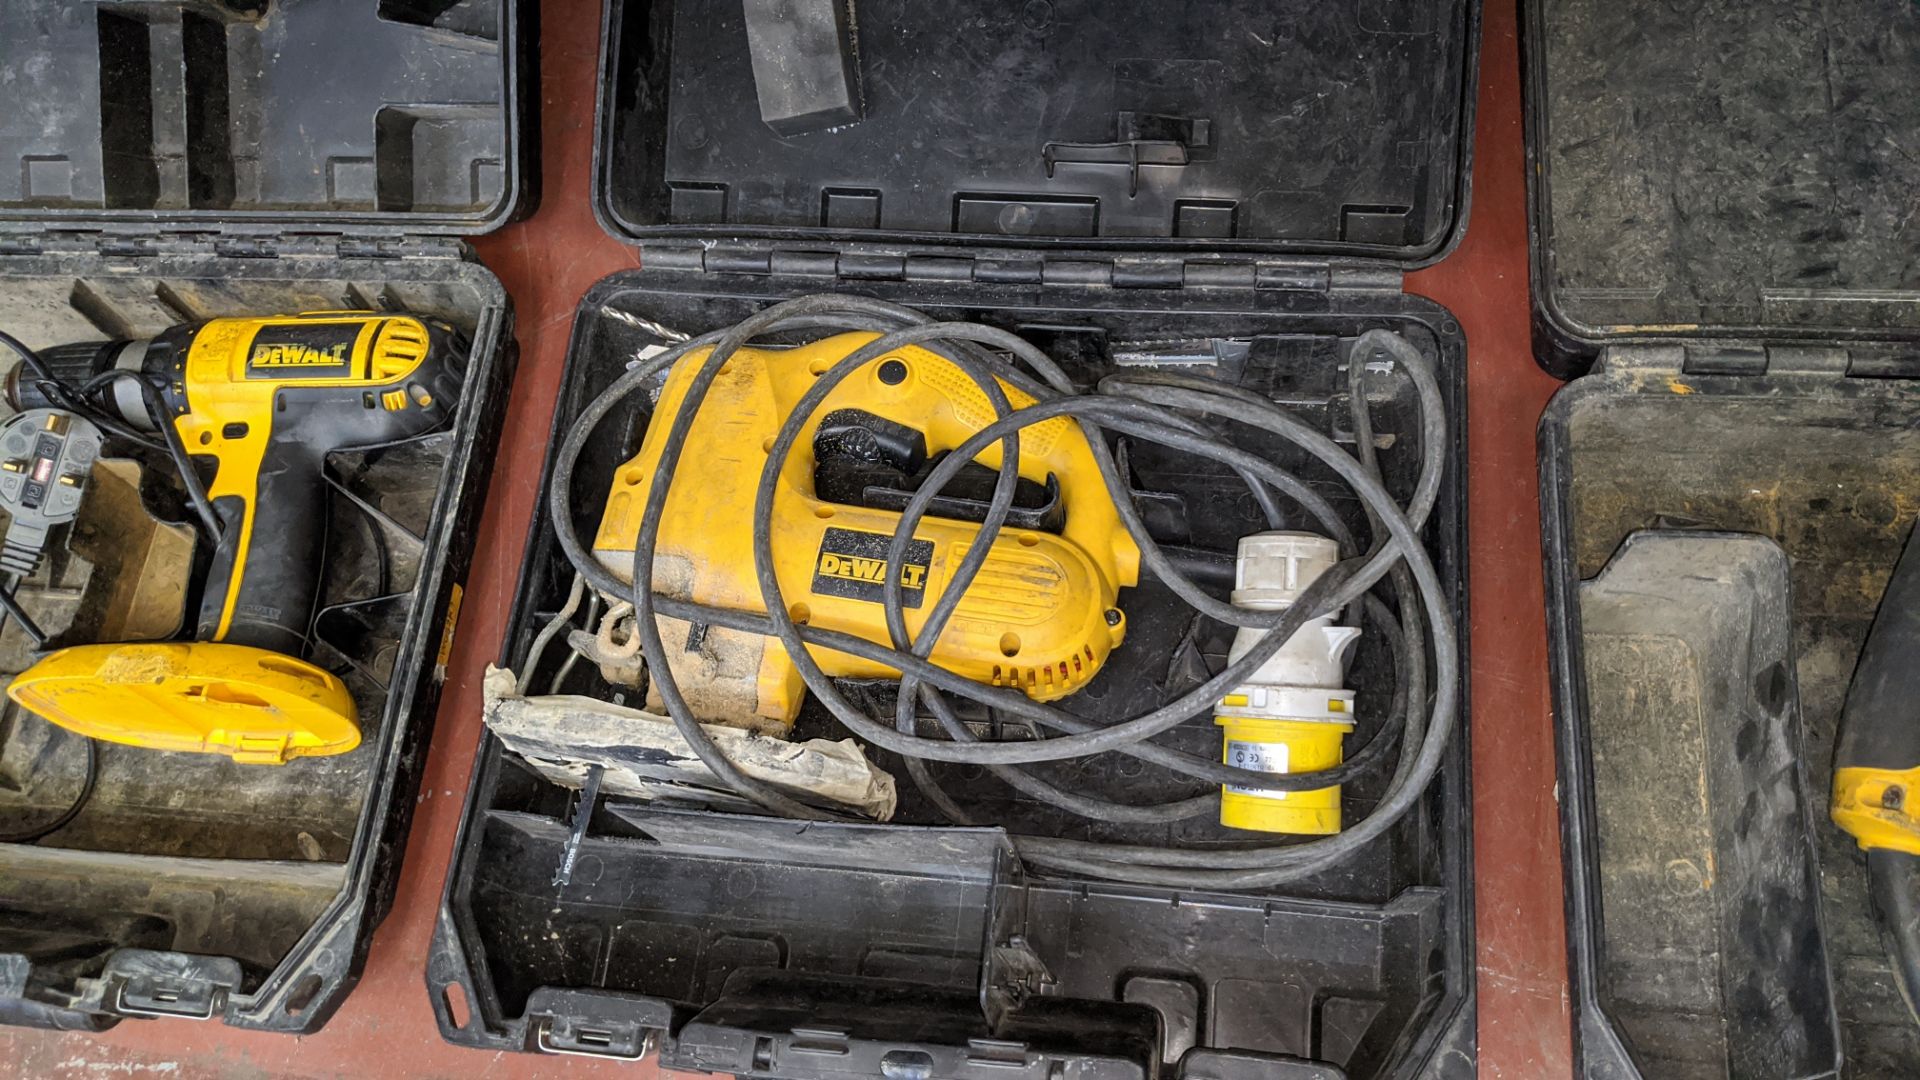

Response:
(5, 312), (465, 763)
(1833, 517), (1920, 1020)
(592, 332), (1142, 727)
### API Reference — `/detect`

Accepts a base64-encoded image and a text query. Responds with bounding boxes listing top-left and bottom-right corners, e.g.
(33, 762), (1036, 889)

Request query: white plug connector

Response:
(1215, 531), (1361, 834)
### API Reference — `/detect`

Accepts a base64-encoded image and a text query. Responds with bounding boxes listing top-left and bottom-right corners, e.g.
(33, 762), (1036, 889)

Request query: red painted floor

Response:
(0, 0), (1571, 1075)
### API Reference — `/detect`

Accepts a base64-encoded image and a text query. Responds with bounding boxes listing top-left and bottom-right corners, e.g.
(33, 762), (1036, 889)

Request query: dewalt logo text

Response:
(810, 527), (934, 608)
(242, 323), (362, 380)
(816, 552), (928, 590)
(250, 343), (350, 368)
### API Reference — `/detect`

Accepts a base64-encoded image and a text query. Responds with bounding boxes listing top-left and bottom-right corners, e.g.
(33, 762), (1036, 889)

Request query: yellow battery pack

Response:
(7, 642), (359, 765)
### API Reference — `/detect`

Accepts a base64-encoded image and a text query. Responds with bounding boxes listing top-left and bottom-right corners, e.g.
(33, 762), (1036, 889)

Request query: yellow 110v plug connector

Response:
(1215, 531), (1361, 834)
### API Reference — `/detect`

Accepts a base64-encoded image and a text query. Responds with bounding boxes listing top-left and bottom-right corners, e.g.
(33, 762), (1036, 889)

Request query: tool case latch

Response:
(91, 950), (243, 1021)
(663, 970), (1161, 1079)
(523, 986), (672, 1060)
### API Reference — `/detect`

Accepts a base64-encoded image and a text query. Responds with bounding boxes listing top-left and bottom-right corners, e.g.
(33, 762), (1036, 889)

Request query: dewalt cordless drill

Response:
(4, 312), (466, 763)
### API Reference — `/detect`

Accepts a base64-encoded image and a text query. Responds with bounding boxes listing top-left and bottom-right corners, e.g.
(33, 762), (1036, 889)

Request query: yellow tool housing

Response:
(8, 642), (358, 765)
(169, 313), (438, 645)
(1834, 766), (1920, 856)
(592, 332), (1141, 725)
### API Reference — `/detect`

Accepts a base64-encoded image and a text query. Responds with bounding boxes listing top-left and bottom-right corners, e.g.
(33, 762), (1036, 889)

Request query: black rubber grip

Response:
(1836, 518), (1920, 773)
(196, 446), (328, 657)
(1869, 849), (1920, 1026)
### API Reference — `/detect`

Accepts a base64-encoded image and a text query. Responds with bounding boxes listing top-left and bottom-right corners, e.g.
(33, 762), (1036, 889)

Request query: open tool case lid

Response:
(0, 0), (532, 1036)
(0, 0), (537, 243)
(1523, 0), (1920, 380)
(433, 1), (1480, 1076)
(596, 0), (1477, 271)
(1527, 2), (1920, 1076)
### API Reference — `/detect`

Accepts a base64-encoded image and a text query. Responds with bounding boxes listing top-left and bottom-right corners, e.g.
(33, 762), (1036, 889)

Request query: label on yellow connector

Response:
(1225, 740), (1290, 799)
(1217, 713), (1353, 834)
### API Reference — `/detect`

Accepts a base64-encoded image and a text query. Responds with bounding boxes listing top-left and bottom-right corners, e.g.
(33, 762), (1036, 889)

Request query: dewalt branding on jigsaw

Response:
(812, 533), (931, 598)
(1, 312), (466, 763)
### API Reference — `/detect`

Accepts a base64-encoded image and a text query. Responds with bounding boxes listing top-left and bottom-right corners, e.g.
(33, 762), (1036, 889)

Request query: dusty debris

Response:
(481, 666), (895, 819)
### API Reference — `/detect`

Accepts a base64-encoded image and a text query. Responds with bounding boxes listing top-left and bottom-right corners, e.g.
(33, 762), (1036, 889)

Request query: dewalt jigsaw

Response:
(591, 331), (1142, 728)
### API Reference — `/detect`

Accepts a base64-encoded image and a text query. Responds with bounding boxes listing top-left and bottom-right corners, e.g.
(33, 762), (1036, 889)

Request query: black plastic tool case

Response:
(0, 0), (533, 1035)
(1527, 1), (1920, 1076)
(434, 1), (1479, 1074)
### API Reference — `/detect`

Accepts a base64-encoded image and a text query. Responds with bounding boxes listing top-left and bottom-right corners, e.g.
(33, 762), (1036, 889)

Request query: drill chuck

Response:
(6, 337), (163, 430)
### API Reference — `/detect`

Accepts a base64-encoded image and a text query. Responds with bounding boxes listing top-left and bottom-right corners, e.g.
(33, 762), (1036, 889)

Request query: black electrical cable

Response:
(904, 590), (1415, 829)
(0, 726), (97, 845)
(0, 570), (49, 648)
(0, 333), (231, 845)
(567, 316), (1366, 772)
(612, 300), (938, 820)
(814, 327), (1360, 827)
(0, 329), (52, 384)
(78, 369), (225, 543)
(759, 396), (1415, 765)
(548, 593), (600, 696)
(0, 335), (120, 842)
(874, 325), (1380, 826)
(542, 297), (1456, 885)
(539, 313), (1375, 797)
(1009, 372), (1449, 886)
(521, 572), (587, 688)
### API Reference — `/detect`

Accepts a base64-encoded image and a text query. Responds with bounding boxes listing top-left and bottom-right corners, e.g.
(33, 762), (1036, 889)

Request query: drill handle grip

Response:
(196, 440), (327, 659)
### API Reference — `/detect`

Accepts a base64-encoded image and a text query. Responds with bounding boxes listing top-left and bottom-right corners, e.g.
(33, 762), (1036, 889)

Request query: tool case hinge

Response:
(329, 234), (469, 260)
(1607, 343), (1908, 379)
(642, 242), (1386, 296)
(1326, 263), (1406, 294)
(2, 229), (116, 257)
(1, 229), (466, 261)
(1693, 344), (1853, 377)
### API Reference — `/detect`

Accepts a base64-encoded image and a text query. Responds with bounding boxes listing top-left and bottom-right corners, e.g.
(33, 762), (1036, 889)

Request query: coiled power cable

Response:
(544, 294), (1457, 889)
